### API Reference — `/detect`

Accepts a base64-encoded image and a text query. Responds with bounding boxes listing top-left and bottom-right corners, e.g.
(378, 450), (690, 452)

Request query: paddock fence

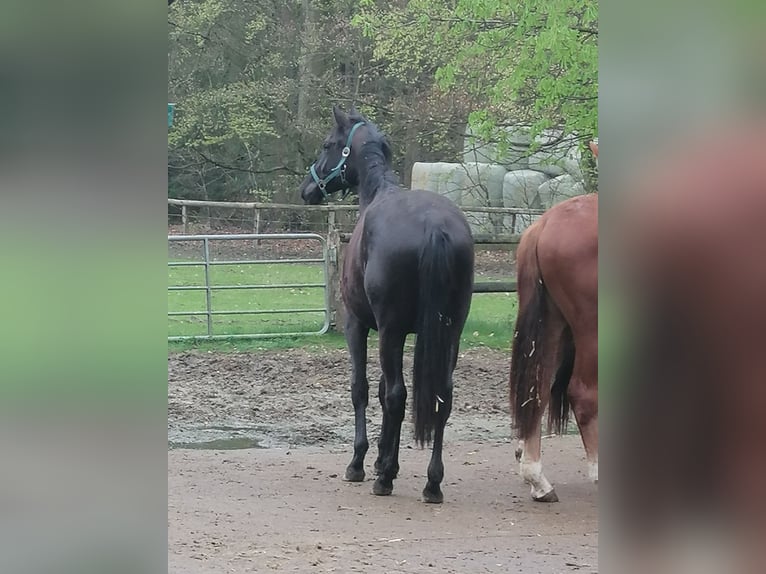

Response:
(168, 233), (330, 341)
(168, 198), (543, 339)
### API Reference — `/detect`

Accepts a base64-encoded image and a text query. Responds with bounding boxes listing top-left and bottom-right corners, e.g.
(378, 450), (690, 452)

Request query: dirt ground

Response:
(168, 348), (598, 573)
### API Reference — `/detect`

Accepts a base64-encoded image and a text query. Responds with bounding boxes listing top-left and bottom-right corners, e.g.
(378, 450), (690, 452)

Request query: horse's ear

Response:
(333, 105), (349, 128)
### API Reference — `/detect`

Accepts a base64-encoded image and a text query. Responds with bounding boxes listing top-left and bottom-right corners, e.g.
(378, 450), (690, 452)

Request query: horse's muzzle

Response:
(299, 175), (323, 205)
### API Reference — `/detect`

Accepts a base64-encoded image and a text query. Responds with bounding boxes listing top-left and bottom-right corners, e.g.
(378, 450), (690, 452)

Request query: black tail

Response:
(549, 327), (574, 435)
(412, 227), (455, 446)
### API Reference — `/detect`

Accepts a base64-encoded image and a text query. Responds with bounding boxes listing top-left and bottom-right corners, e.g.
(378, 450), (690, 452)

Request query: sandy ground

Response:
(168, 348), (598, 573)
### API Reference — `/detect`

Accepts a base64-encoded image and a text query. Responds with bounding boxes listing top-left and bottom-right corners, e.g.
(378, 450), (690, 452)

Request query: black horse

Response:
(300, 106), (474, 503)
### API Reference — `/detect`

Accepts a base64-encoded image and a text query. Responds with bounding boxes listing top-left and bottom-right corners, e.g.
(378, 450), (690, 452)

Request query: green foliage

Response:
(169, 0), (598, 206)
(168, 82), (276, 149)
(356, 0), (598, 146)
(169, 0), (304, 203)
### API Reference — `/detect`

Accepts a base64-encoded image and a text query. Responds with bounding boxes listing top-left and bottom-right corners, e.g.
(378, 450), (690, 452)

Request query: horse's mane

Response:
(347, 111), (399, 194)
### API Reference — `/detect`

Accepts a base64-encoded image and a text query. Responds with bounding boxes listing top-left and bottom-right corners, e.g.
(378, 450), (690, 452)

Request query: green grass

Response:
(168, 260), (517, 352)
(168, 332), (348, 353)
(169, 262), (327, 338)
(461, 291), (518, 350)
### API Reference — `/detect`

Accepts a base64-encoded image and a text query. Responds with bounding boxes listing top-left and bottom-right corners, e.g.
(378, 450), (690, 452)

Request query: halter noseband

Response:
(309, 121), (364, 199)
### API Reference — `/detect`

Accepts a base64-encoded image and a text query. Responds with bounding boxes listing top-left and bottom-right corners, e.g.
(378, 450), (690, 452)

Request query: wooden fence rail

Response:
(168, 197), (544, 235)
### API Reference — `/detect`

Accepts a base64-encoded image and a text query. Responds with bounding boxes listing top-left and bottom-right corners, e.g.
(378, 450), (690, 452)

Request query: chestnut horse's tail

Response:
(412, 226), (455, 446)
(549, 327), (574, 436)
(510, 240), (573, 439)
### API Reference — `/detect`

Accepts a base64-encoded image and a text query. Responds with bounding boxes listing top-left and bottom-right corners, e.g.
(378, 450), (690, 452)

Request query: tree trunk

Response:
(296, 0), (316, 169)
(402, 119), (420, 188)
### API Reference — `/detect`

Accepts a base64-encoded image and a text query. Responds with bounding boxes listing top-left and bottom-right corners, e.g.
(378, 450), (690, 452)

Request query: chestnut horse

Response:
(300, 106), (474, 503)
(510, 193), (598, 501)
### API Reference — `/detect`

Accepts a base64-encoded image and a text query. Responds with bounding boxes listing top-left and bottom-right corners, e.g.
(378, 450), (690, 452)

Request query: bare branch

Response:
(168, 21), (212, 43)
(182, 150), (301, 176)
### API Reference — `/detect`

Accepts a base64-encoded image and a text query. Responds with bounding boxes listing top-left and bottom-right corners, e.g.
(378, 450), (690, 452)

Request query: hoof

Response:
(372, 478), (393, 496)
(344, 467), (365, 482)
(533, 489), (559, 503)
(422, 488), (444, 504)
(374, 461), (398, 478)
(515, 448), (523, 462)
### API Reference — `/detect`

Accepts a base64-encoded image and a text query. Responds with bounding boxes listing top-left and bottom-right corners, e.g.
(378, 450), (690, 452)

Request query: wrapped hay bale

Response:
(503, 170), (550, 232)
(462, 125), (529, 172)
(455, 162), (506, 235)
(464, 122), (585, 182)
(410, 162), (464, 204)
(537, 174), (586, 207)
(527, 132), (584, 181)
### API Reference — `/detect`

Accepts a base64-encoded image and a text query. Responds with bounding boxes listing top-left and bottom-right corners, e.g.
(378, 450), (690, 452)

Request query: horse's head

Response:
(300, 105), (368, 205)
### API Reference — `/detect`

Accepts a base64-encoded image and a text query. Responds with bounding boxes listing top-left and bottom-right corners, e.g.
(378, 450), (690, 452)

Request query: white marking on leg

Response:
(519, 460), (554, 499)
(515, 439), (524, 461)
(588, 459), (598, 483)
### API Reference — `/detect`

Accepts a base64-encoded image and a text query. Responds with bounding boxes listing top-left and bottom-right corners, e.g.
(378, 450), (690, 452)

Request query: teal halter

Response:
(309, 121), (364, 198)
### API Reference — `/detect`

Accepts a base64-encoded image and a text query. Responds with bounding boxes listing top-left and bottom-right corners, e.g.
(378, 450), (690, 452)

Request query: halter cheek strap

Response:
(309, 121), (364, 198)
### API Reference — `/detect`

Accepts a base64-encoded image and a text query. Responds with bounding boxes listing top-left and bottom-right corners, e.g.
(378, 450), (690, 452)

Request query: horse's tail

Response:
(549, 327), (574, 435)
(510, 233), (572, 439)
(412, 226), (455, 446)
(510, 260), (548, 439)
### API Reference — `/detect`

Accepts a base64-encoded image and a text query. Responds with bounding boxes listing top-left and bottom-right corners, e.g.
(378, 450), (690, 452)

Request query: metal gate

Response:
(168, 233), (330, 341)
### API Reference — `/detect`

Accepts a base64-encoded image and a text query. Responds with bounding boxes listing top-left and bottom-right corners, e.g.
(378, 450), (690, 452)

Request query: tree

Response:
(168, 0), (598, 206)
(168, 0), (307, 203)
(354, 0), (598, 148)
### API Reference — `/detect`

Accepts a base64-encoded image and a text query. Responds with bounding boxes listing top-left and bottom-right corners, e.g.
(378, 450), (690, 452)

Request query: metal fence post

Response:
(325, 210), (343, 332)
(182, 204), (188, 234)
(327, 208), (336, 239)
(202, 237), (213, 336)
(254, 208), (261, 245)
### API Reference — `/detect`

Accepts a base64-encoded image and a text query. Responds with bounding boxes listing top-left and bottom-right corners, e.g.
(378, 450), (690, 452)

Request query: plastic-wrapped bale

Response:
(410, 162), (464, 205)
(537, 174), (586, 207)
(462, 124), (529, 172)
(455, 162), (506, 235)
(502, 170), (549, 233)
(527, 132), (584, 180)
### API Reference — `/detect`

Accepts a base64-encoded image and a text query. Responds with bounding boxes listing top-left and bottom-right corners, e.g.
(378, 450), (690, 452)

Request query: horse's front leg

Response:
(344, 313), (370, 482)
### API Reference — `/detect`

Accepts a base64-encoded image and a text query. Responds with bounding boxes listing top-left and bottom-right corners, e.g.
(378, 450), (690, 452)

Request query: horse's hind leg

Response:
(344, 313), (370, 482)
(372, 328), (407, 496)
(374, 374), (385, 474)
(568, 335), (598, 483)
(374, 374), (398, 479)
(518, 328), (560, 502)
(515, 439), (524, 462)
(519, 415), (559, 502)
(422, 342), (458, 504)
